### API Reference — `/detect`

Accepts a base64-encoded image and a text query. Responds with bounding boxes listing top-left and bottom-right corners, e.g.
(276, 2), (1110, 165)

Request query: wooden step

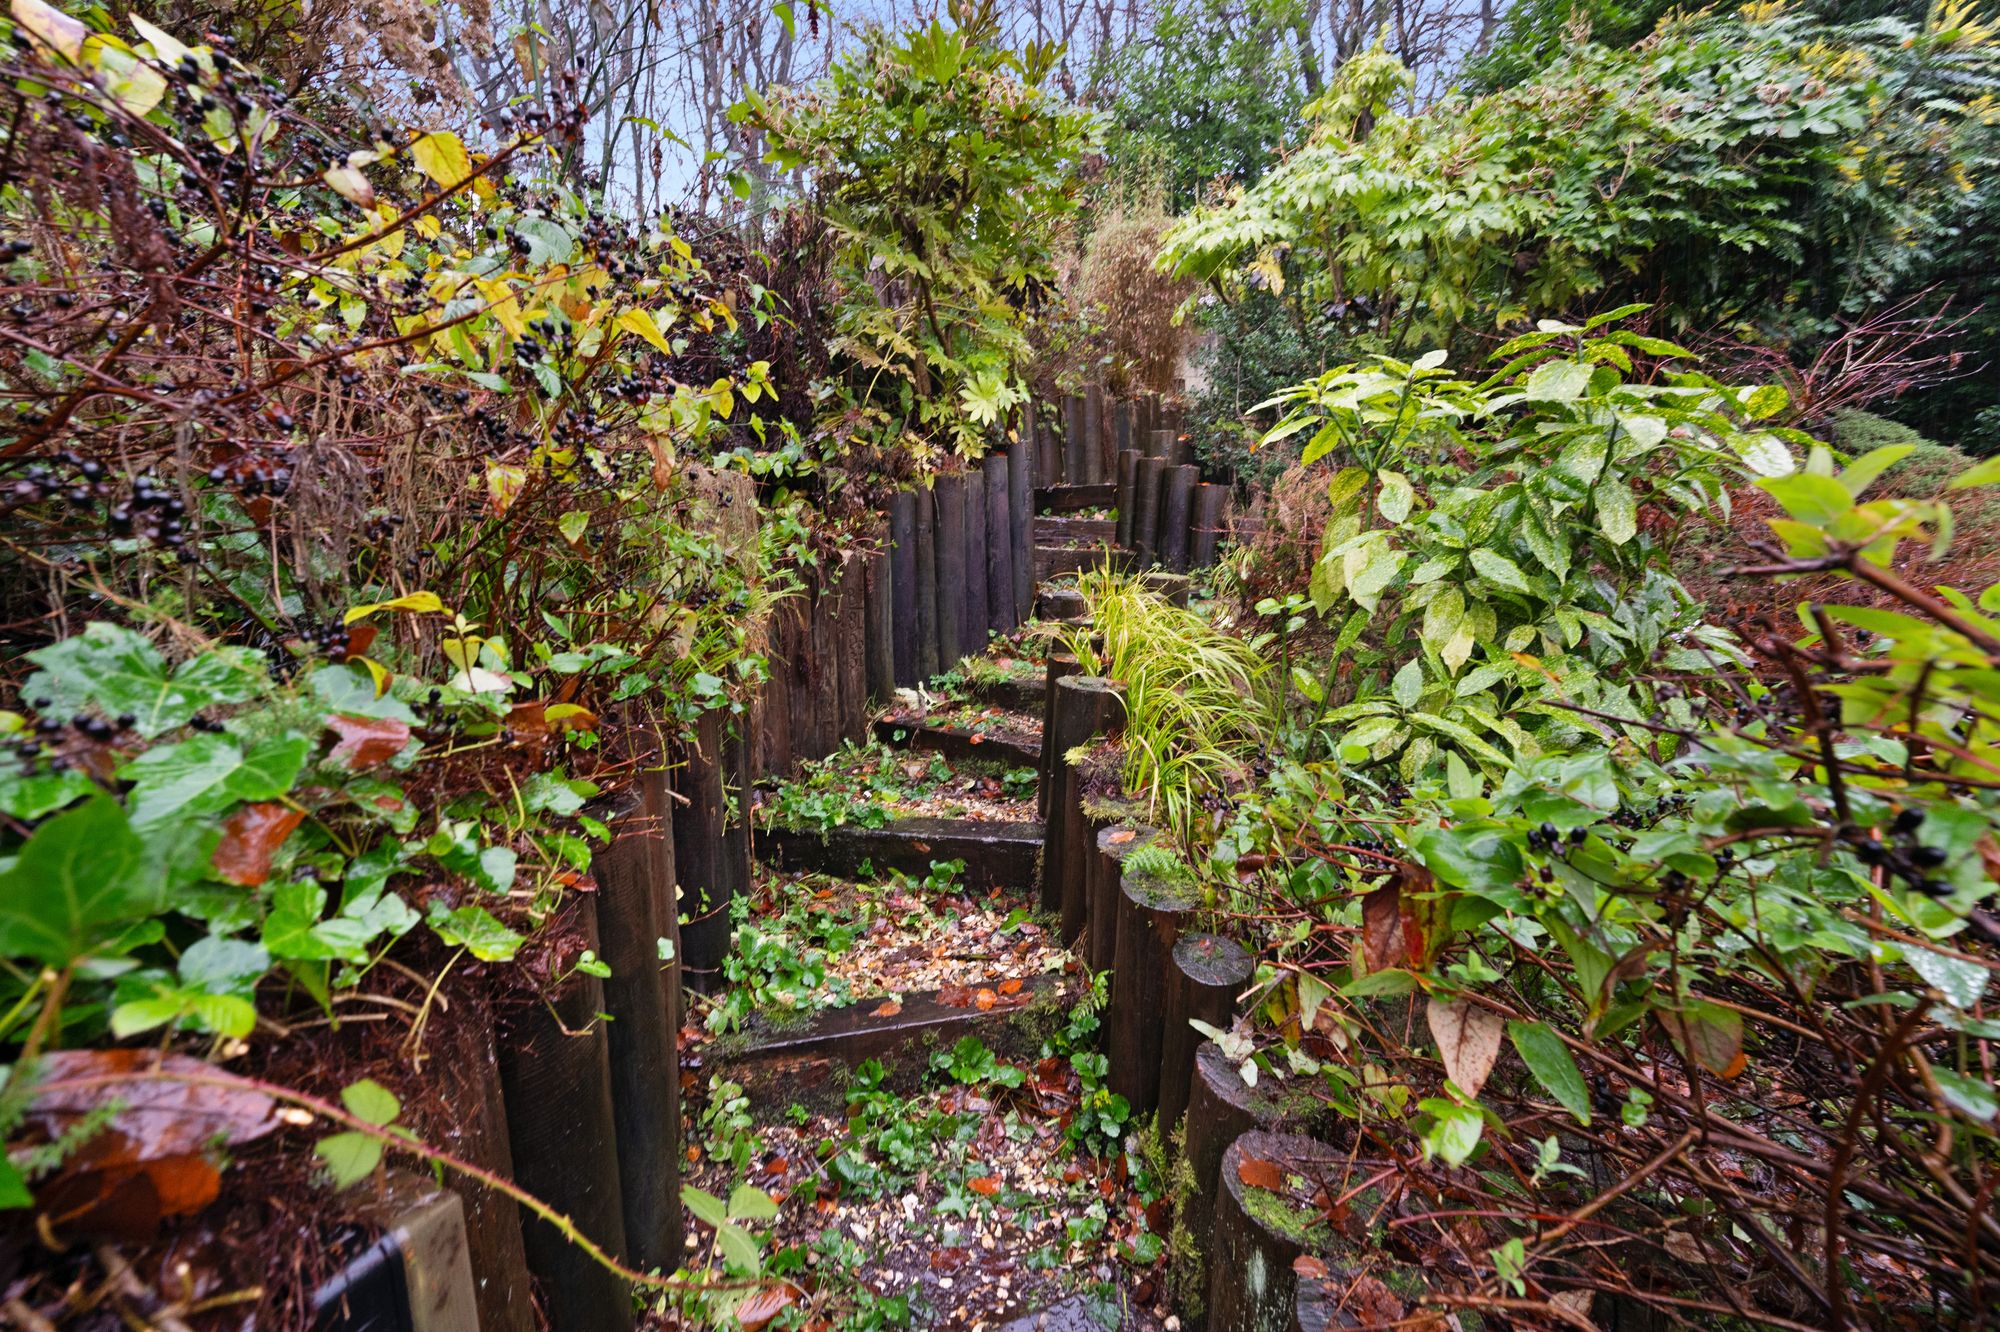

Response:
(1033, 515), (1117, 545)
(966, 673), (1043, 712)
(755, 816), (1043, 889)
(873, 716), (1041, 769)
(1035, 483), (1116, 513)
(706, 974), (1069, 1111)
(1033, 545), (1128, 580)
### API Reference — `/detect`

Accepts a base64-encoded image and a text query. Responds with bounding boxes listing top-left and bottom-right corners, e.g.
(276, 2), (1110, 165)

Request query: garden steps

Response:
(755, 816), (1044, 889)
(704, 973), (1070, 1109)
(1033, 515), (1118, 546)
(1034, 544), (1128, 581)
(1035, 482), (1116, 512)
(874, 715), (1043, 768)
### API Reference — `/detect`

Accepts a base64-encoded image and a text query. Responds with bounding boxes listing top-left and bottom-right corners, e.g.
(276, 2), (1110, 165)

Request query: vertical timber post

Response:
(889, 491), (918, 688)
(964, 469), (990, 656)
(934, 473), (968, 669)
(1042, 676), (1124, 929)
(984, 454), (1015, 635)
(1161, 465), (1198, 574)
(1107, 861), (1199, 1114)
(915, 486), (940, 681)
(1008, 434), (1033, 623)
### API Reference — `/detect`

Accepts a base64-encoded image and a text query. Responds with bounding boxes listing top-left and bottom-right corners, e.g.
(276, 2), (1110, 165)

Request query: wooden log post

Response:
(864, 546), (895, 703)
(1088, 823), (1157, 977)
(753, 601), (793, 780)
(1161, 464), (1198, 574)
(1106, 861), (1200, 1114)
(964, 469), (990, 656)
(1036, 412), (1061, 490)
(1181, 1041), (1298, 1285)
(1146, 427), (1174, 460)
(1159, 934), (1253, 1140)
(1190, 482), (1228, 570)
(672, 708), (733, 993)
(1038, 652), (1083, 820)
(431, 985), (533, 1332)
(804, 575), (838, 759)
(934, 474), (968, 669)
(888, 492), (919, 688)
(915, 485), (941, 682)
(983, 454), (1015, 635)
(1008, 434), (1033, 622)
(1132, 455), (1169, 568)
(1208, 1132), (1345, 1332)
(1114, 449), (1140, 550)
(496, 895), (634, 1332)
(1043, 676), (1126, 937)
(1083, 383), (1106, 485)
(592, 778), (683, 1273)
(1113, 399), (1134, 459)
(835, 554), (869, 742)
(1063, 393), (1086, 484)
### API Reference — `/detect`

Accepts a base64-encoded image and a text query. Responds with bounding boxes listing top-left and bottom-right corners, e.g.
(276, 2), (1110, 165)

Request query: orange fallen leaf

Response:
(998, 978), (1024, 996)
(326, 713), (412, 770)
(1109, 829), (1136, 845)
(968, 1176), (1001, 1196)
(974, 988), (997, 1011)
(735, 1283), (799, 1329)
(1294, 1254), (1329, 1278)
(211, 803), (305, 886)
(1237, 1157), (1285, 1192)
(872, 999), (904, 1017)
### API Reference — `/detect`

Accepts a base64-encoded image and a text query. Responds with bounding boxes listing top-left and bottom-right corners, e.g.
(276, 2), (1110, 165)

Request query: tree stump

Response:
(1041, 676), (1125, 925)
(1159, 933), (1253, 1140)
(1208, 1131), (1345, 1332)
(1088, 823), (1157, 976)
(1106, 861), (1199, 1112)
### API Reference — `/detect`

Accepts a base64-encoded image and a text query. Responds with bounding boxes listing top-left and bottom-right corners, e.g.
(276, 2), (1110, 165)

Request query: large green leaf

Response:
(25, 624), (266, 738)
(1469, 549), (1531, 595)
(0, 797), (156, 965)
(121, 733), (308, 829)
(1507, 1020), (1591, 1124)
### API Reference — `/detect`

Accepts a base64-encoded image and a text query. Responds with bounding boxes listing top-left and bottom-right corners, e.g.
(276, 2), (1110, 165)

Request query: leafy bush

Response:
(739, 0), (1100, 467)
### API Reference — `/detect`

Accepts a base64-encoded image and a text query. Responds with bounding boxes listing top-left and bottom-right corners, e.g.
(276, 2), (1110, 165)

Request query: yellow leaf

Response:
(410, 131), (472, 189)
(360, 656), (393, 698)
(128, 13), (191, 64)
(12, 0), (84, 61)
(344, 592), (445, 625)
(415, 214), (442, 239)
(485, 461), (527, 515)
(84, 34), (166, 115)
(616, 308), (672, 355)
(474, 278), (526, 339)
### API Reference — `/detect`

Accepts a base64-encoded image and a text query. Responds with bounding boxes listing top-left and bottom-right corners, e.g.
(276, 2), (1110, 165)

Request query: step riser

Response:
(756, 818), (1043, 890)
(873, 717), (1041, 769)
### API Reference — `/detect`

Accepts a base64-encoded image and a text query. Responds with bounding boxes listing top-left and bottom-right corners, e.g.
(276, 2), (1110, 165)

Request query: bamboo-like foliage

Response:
(1067, 569), (1269, 842)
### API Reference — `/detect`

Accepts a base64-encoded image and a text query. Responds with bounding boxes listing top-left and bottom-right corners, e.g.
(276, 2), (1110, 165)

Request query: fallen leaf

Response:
(1426, 996), (1505, 1099)
(327, 713), (412, 770)
(998, 978), (1023, 996)
(1294, 1254), (1329, 1278)
(974, 988), (997, 1011)
(26, 1050), (277, 1240)
(1360, 884), (1407, 972)
(1108, 829), (1136, 845)
(968, 1176), (1001, 1196)
(1236, 1156), (1285, 1192)
(212, 802), (305, 886)
(735, 1283), (798, 1329)
(872, 999), (903, 1017)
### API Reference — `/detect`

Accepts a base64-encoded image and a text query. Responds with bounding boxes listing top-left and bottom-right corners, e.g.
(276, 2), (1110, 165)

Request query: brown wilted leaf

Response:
(872, 999), (903, 1017)
(326, 713), (411, 770)
(212, 802), (305, 886)
(1236, 1157), (1285, 1192)
(1360, 883), (1407, 972)
(735, 1283), (798, 1329)
(937, 984), (973, 1008)
(1426, 997), (1505, 1099)
(26, 1051), (277, 1241)
(1294, 1254), (1329, 1278)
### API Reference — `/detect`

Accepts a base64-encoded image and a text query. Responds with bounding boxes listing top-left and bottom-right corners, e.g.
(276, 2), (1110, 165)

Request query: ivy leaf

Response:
(426, 902), (523, 962)
(25, 624), (265, 738)
(0, 797), (155, 965)
(1507, 1020), (1591, 1124)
